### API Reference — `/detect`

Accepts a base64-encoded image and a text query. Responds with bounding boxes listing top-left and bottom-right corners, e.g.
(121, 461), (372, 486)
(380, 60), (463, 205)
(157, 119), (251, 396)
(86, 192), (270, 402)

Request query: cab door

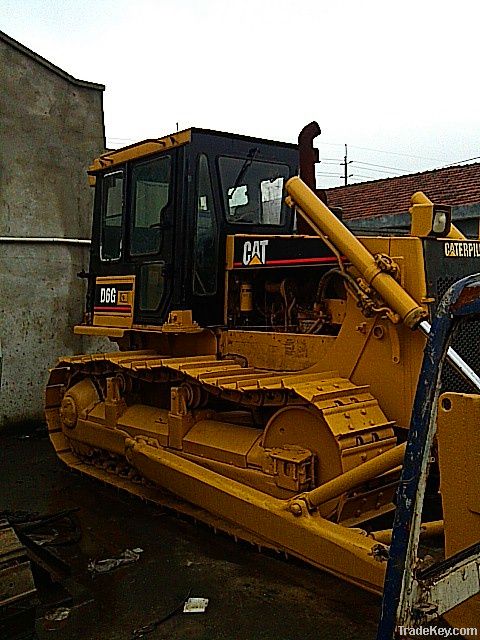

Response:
(128, 148), (181, 325)
(190, 153), (223, 325)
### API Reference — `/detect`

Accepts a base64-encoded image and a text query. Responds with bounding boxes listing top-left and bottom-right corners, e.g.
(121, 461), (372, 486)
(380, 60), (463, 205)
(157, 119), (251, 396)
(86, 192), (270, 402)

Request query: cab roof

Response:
(88, 127), (298, 174)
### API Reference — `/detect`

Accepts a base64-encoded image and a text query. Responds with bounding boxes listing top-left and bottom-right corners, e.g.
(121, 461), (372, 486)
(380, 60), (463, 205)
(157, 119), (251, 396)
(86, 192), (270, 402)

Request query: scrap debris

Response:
(0, 518), (36, 639)
(0, 508), (81, 547)
(131, 589), (192, 639)
(1, 508), (81, 589)
(183, 597), (209, 613)
(88, 547), (143, 575)
(44, 607), (71, 622)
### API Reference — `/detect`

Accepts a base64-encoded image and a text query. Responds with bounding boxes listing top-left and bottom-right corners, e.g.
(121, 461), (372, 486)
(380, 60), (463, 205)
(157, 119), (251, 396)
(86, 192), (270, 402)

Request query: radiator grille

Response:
(436, 276), (480, 392)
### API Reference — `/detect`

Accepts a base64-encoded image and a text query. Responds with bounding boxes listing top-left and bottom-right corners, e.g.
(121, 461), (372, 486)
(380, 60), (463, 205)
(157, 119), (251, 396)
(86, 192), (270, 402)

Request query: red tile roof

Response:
(325, 163), (480, 220)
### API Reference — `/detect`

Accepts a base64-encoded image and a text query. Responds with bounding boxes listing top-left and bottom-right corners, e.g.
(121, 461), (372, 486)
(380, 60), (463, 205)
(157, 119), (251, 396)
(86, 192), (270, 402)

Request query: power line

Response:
(317, 141), (441, 163)
(434, 155), (480, 169)
(319, 144), (480, 181)
(322, 154), (480, 178)
(352, 160), (411, 173)
(319, 158), (411, 175)
(316, 171), (344, 177)
(349, 165), (408, 177)
(350, 173), (380, 180)
(349, 144), (440, 162)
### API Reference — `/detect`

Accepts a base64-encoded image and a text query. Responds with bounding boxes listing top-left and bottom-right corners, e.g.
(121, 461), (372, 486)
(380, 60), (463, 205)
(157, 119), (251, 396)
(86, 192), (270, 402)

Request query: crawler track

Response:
(45, 351), (396, 548)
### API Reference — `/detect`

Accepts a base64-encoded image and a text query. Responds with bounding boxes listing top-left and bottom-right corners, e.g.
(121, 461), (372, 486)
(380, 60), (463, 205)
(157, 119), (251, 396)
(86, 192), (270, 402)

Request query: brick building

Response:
(326, 163), (480, 237)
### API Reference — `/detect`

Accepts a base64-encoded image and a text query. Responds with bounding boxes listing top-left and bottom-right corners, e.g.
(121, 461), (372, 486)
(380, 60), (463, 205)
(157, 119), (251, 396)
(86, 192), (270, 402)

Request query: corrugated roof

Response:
(326, 162), (480, 219)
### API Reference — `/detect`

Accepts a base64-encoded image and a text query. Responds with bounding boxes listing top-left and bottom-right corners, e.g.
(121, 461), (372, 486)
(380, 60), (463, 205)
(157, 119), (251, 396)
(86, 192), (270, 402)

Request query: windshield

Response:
(218, 156), (289, 225)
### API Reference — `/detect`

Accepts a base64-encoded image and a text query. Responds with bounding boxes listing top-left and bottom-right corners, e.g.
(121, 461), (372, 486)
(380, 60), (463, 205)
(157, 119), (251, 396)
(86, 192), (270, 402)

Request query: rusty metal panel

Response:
(0, 523), (36, 609)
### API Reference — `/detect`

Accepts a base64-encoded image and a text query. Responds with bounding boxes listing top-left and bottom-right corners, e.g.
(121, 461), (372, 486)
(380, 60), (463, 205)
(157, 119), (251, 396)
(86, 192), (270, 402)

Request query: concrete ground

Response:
(1, 428), (381, 640)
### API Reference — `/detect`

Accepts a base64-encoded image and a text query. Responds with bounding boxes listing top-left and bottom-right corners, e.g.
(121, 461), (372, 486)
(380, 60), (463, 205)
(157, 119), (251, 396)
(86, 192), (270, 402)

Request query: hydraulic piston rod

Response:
(291, 442), (406, 512)
(285, 177), (427, 328)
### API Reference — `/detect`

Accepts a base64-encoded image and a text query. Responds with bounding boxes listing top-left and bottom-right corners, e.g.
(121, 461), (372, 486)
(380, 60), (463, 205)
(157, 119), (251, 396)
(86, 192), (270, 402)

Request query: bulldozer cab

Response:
(87, 128), (298, 328)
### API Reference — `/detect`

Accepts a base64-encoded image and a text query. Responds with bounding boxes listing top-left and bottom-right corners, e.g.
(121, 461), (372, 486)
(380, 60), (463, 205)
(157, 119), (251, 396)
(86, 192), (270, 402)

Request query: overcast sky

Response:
(2, 0), (480, 187)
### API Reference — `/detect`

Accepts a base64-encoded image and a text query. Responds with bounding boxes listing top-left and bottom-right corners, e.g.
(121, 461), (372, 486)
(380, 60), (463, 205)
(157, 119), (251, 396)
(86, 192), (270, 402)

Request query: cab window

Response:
(218, 156), (289, 225)
(100, 170), (123, 261)
(130, 155), (171, 256)
(193, 154), (218, 295)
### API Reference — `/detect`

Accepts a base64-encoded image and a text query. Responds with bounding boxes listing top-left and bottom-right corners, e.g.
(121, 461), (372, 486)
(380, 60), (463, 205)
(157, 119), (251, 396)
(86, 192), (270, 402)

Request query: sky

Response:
(2, 0), (480, 187)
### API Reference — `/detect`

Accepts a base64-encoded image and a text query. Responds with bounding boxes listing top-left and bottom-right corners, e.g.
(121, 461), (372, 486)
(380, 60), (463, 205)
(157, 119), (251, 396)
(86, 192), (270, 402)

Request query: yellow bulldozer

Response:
(45, 122), (480, 636)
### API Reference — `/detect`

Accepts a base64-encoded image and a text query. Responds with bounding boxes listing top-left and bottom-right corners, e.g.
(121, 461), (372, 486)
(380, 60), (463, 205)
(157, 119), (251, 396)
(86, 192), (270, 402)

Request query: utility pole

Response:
(342, 144), (353, 186)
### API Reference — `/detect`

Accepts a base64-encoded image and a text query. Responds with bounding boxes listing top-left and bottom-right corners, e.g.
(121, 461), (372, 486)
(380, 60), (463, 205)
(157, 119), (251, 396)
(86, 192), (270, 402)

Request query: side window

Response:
(100, 171), (123, 261)
(193, 155), (218, 296)
(130, 155), (171, 256)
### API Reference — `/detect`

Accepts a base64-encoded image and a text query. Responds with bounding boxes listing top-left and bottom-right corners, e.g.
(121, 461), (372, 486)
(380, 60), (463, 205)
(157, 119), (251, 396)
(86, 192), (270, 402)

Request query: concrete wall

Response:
(0, 31), (108, 428)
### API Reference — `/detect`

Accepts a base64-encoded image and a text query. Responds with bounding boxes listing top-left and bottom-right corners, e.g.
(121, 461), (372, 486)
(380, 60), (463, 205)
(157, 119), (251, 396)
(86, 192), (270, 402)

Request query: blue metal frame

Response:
(376, 274), (480, 640)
